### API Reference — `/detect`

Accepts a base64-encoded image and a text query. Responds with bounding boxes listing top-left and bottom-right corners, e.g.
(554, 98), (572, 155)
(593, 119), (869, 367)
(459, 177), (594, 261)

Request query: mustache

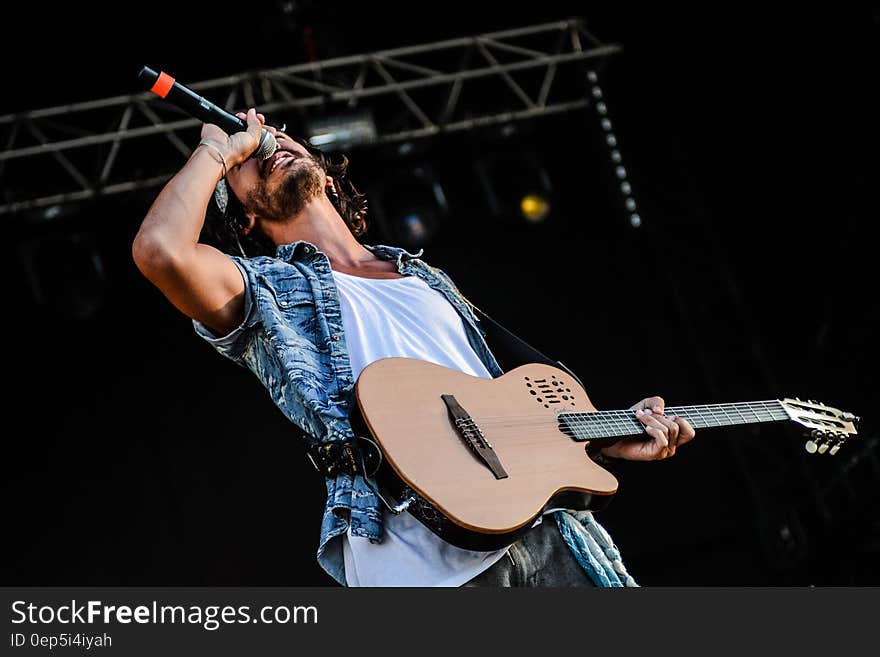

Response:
(259, 150), (321, 180)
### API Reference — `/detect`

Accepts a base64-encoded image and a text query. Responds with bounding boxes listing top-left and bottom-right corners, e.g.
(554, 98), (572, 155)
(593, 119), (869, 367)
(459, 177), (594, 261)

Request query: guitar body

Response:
(353, 358), (860, 550)
(353, 357), (619, 551)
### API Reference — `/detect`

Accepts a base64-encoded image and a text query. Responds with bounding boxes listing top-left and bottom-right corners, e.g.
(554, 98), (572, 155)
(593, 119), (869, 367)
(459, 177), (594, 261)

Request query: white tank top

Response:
(332, 269), (510, 586)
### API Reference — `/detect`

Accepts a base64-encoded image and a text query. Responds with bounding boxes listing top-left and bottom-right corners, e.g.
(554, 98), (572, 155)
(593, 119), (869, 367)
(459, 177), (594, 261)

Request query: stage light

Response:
(397, 208), (438, 245)
(588, 68), (643, 230)
(304, 111), (377, 151)
(475, 151), (554, 224)
(519, 194), (551, 223)
(25, 203), (78, 224)
(369, 164), (449, 248)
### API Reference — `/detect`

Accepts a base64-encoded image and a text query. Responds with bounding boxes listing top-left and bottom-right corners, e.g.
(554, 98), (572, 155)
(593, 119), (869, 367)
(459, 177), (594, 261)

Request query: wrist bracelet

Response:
(198, 140), (228, 178)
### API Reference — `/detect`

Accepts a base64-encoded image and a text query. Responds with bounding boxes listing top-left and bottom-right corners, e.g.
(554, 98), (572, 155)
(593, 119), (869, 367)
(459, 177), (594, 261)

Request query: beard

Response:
(246, 156), (326, 222)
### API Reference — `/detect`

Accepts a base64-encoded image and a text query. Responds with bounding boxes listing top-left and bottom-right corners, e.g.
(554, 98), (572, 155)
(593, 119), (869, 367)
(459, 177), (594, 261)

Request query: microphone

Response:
(137, 65), (277, 161)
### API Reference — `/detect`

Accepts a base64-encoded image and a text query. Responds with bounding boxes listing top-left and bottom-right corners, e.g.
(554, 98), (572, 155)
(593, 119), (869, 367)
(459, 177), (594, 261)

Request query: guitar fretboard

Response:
(558, 401), (789, 442)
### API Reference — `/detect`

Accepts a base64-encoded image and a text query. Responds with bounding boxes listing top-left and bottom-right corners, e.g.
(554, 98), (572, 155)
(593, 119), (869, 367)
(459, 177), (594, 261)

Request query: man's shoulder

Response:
(233, 254), (304, 278)
(226, 256), (314, 308)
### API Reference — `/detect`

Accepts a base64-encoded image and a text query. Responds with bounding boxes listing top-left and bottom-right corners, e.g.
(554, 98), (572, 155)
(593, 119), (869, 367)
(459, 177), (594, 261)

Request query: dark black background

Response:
(2, 2), (878, 586)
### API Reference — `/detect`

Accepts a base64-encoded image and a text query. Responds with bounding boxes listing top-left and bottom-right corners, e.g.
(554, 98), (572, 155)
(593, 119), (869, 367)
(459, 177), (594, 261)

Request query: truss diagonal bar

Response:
(370, 59), (434, 128)
(25, 119), (90, 191)
(376, 56), (442, 78)
(99, 105), (134, 184)
(538, 29), (568, 107)
(480, 37), (548, 60)
(475, 40), (536, 109)
(0, 18), (620, 216)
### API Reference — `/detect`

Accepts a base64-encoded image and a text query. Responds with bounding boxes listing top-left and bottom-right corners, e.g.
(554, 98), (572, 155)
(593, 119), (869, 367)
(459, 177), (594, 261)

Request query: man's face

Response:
(226, 131), (326, 223)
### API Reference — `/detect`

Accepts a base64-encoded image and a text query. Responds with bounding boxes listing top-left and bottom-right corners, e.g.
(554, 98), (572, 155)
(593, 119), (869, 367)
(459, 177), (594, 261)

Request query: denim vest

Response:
(193, 241), (636, 587)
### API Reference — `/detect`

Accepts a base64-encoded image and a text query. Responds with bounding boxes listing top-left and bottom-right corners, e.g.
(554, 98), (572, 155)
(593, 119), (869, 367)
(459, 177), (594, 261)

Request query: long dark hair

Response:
(200, 136), (368, 258)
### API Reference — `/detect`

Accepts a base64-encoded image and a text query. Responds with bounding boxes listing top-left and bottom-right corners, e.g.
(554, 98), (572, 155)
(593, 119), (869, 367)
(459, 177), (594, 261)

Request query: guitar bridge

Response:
(441, 394), (508, 480)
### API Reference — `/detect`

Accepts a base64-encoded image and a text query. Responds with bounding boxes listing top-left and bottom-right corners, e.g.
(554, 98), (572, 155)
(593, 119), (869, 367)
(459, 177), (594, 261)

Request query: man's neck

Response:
(270, 196), (375, 268)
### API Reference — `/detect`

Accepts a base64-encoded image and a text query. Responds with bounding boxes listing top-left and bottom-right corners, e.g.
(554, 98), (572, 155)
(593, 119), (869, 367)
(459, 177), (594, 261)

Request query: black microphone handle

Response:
(138, 66), (276, 160)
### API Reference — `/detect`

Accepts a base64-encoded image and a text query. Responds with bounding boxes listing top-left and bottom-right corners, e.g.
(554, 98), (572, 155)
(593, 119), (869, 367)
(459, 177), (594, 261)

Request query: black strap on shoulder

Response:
(470, 304), (587, 392)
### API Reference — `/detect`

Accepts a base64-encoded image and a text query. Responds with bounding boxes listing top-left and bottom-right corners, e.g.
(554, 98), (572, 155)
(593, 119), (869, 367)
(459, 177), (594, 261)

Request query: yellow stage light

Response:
(520, 194), (551, 222)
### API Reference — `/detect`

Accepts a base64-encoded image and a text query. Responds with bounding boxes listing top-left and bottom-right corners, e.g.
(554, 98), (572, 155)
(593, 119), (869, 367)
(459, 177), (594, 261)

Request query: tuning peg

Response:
(805, 429), (825, 454)
(834, 433), (848, 452)
(841, 412), (857, 422)
(818, 442), (830, 454)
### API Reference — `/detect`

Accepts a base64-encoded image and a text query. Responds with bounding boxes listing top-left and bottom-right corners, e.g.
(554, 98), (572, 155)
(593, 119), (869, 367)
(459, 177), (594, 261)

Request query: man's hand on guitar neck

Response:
(599, 396), (696, 461)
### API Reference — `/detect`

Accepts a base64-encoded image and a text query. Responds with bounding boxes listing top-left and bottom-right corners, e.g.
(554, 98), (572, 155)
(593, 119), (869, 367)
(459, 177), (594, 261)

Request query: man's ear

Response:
(241, 213), (257, 236)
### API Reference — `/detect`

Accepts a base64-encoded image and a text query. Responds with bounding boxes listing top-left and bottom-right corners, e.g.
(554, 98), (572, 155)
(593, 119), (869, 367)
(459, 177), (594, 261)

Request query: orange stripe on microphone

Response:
(150, 72), (175, 98)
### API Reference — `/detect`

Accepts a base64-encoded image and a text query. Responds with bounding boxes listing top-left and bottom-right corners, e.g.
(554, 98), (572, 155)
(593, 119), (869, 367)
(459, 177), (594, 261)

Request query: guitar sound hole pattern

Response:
(524, 375), (576, 408)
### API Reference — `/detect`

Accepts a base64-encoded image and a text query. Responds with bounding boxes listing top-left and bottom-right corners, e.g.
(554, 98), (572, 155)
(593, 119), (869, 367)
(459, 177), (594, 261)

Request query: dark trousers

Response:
(463, 517), (597, 587)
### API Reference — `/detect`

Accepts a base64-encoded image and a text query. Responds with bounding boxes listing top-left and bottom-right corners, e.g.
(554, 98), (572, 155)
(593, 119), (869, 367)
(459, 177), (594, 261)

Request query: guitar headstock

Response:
(780, 398), (860, 455)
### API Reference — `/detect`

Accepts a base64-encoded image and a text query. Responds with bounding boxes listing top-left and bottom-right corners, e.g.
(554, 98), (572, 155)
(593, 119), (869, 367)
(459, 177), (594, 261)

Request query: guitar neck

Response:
(559, 400), (790, 443)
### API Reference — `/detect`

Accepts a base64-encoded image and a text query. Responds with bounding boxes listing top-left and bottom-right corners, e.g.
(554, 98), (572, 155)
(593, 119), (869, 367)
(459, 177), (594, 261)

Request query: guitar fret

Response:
(738, 407), (757, 422)
(600, 413), (616, 437)
(559, 400), (789, 441)
(723, 406), (738, 425)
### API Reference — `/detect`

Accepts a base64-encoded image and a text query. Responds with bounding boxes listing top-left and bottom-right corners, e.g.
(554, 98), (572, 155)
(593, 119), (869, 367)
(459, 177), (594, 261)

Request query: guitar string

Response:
(463, 404), (789, 440)
(388, 402), (790, 447)
(412, 399), (831, 449)
(471, 422), (780, 442)
(439, 421), (781, 447)
(470, 419), (785, 439)
(472, 412), (786, 430)
(445, 423), (787, 447)
(465, 401), (788, 424)
(470, 412), (786, 427)
(464, 400), (787, 419)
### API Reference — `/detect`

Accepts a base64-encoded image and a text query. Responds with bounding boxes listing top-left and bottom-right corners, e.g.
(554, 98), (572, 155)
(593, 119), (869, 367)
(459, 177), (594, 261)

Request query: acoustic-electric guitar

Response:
(351, 357), (860, 551)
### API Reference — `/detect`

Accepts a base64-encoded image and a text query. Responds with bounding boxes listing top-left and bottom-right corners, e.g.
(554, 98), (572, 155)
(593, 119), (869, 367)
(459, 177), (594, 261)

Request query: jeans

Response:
(463, 517), (598, 587)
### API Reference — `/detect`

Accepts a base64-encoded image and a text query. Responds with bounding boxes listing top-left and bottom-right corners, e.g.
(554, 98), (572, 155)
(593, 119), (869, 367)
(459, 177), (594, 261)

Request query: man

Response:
(132, 108), (696, 587)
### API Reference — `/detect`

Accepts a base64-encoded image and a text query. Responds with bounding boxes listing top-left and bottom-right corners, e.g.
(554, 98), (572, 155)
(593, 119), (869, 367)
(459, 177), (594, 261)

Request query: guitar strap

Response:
(469, 304), (588, 392)
(469, 304), (606, 458)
